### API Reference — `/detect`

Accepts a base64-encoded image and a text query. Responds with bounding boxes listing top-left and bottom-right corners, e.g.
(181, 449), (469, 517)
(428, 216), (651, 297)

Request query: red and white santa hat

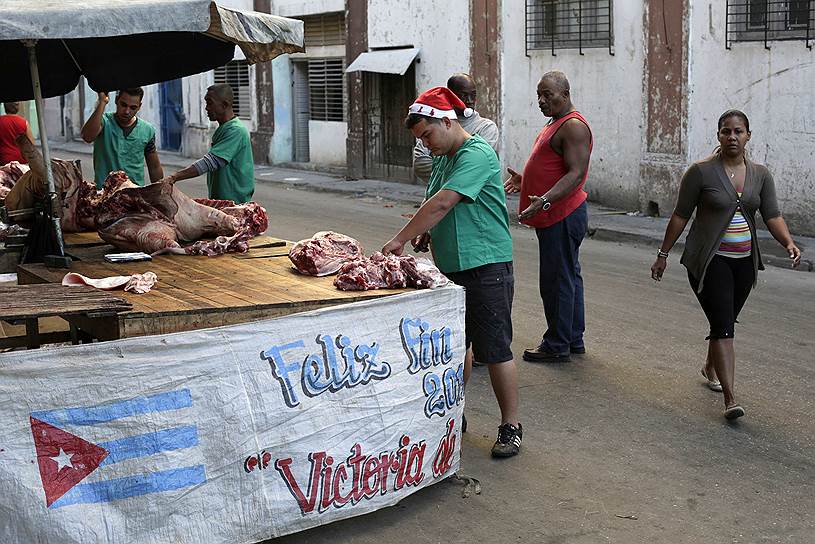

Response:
(408, 87), (474, 120)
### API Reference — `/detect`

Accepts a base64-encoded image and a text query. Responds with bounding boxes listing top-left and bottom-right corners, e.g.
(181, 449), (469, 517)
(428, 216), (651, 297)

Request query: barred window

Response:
(213, 60), (251, 120)
(525, 0), (614, 55)
(308, 58), (345, 122)
(726, 0), (814, 48)
(297, 12), (346, 47)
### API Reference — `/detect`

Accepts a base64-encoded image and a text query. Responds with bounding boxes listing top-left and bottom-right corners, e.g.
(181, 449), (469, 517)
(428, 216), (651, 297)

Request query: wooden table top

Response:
(17, 236), (408, 320)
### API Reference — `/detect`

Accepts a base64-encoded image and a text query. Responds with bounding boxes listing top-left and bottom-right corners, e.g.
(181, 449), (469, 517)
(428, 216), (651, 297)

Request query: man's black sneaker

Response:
(491, 422), (522, 458)
(570, 345), (586, 355)
(523, 345), (571, 363)
(462, 414), (467, 433)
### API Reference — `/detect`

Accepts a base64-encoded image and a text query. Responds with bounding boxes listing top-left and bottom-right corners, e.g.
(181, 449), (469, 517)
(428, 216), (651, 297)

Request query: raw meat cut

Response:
(62, 271), (158, 294)
(0, 161), (29, 200)
(334, 253), (448, 291)
(193, 198), (268, 237)
(289, 231), (364, 276)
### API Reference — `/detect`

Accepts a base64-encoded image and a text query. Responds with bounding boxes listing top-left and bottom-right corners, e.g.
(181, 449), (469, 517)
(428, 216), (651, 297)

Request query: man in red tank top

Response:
(0, 102), (34, 165)
(505, 71), (593, 362)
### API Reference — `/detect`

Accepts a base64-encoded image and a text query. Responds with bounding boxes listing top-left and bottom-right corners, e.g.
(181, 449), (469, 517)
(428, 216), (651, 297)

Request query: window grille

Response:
(213, 60), (251, 121)
(525, 0), (614, 55)
(726, 0), (814, 49)
(308, 58), (346, 122)
(297, 12), (346, 47)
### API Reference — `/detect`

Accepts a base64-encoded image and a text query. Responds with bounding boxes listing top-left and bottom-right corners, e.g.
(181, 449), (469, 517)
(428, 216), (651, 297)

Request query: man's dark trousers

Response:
(535, 201), (588, 355)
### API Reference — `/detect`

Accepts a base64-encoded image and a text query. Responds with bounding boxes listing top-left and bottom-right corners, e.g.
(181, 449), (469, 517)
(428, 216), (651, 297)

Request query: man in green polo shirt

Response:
(158, 84), (254, 203)
(81, 88), (164, 188)
(382, 87), (521, 459)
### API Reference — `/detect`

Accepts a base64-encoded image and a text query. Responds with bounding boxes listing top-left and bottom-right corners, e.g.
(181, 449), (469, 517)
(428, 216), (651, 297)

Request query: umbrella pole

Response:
(23, 39), (70, 267)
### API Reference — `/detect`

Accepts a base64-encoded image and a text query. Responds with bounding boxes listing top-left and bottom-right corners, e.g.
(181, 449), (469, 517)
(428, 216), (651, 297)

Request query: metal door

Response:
(362, 63), (416, 182)
(159, 79), (183, 151)
(292, 61), (310, 162)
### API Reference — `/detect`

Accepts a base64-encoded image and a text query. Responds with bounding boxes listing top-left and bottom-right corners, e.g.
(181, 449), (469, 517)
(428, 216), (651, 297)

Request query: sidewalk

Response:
(51, 140), (814, 273)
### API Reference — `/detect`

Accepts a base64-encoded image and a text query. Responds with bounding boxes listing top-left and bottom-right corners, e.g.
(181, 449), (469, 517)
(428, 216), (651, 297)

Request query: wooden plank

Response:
(63, 232), (106, 247)
(0, 284), (132, 320)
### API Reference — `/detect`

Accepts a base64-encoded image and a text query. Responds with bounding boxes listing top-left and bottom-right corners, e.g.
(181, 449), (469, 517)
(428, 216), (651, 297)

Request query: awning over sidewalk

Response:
(345, 47), (420, 75)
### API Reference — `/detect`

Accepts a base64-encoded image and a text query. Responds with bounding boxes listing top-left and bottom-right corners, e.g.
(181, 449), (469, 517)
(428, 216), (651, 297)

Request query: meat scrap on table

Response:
(288, 231), (448, 291)
(3, 135), (268, 257)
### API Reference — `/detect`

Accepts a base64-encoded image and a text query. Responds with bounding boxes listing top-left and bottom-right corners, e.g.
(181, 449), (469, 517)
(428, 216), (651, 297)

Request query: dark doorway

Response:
(362, 63), (416, 182)
(159, 79), (183, 151)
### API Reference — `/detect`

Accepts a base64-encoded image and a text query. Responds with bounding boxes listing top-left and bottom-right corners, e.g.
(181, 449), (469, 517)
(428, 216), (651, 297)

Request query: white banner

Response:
(0, 287), (466, 543)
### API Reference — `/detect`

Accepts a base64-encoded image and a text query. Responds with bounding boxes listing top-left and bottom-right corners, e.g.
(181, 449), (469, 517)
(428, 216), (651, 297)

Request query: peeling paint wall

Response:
(500, 1), (646, 210)
(687, 2), (815, 236)
(367, 0), (471, 91)
(638, 0), (689, 218)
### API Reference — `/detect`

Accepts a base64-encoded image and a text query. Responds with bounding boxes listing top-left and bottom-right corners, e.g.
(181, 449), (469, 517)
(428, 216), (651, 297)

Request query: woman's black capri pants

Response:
(687, 255), (755, 340)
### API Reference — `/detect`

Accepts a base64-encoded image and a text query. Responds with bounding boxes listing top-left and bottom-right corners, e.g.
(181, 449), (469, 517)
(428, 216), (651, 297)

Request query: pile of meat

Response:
(3, 135), (268, 256)
(288, 231), (364, 276)
(289, 231), (447, 291)
(0, 161), (29, 200)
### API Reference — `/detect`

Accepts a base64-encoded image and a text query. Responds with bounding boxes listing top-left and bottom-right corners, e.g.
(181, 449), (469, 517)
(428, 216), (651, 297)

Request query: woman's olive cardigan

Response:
(674, 155), (781, 292)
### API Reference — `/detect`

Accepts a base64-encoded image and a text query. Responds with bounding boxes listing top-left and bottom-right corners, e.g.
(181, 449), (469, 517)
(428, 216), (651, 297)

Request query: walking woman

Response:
(650, 110), (801, 420)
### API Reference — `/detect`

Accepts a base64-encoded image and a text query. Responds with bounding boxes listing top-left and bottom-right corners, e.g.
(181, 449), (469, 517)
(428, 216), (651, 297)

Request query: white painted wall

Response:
(308, 120), (347, 165)
(367, 0), (471, 91)
(687, 1), (815, 235)
(274, 0), (344, 17)
(499, 1), (646, 210)
(272, 55), (295, 163)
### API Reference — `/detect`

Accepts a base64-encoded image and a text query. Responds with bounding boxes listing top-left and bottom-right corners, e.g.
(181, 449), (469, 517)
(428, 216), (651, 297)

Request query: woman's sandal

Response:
(724, 404), (745, 420)
(700, 367), (723, 392)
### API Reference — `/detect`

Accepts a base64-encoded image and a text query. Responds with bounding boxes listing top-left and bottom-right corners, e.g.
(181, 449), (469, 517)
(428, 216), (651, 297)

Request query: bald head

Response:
(540, 71), (570, 94)
(447, 73), (477, 110)
(205, 83), (235, 124)
(207, 83), (234, 106)
(536, 71), (574, 119)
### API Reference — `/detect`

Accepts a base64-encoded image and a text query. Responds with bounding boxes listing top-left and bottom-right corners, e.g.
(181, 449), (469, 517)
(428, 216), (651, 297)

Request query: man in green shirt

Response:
(382, 87), (521, 458)
(81, 88), (164, 188)
(158, 84), (255, 203)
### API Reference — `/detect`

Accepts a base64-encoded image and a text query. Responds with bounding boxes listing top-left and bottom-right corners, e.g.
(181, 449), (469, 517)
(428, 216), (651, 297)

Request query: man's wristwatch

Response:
(539, 196), (552, 211)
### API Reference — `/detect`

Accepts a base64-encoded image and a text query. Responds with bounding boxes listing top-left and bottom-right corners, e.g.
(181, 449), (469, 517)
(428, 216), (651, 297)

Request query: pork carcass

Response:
(289, 231), (365, 276)
(96, 177), (246, 255)
(334, 252), (448, 291)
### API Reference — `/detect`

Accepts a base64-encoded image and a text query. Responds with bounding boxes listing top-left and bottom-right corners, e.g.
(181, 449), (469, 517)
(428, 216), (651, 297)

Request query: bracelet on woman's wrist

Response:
(657, 249), (669, 259)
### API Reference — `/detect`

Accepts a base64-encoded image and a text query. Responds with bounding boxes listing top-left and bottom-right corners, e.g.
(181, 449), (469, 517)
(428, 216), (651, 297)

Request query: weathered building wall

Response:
(638, 0), (689, 218)
(275, 0), (347, 167)
(499, 1), (646, 210)
(274, 0), (342, 15)
(367, 0), (471, 91)
(271, 55), (295, 163)
(686, 1), (815, 236)
(308, 120), (347, 164)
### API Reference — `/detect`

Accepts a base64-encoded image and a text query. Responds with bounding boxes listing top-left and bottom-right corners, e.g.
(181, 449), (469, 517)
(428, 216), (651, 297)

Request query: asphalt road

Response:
(258, 179), (815, 544)
(60, 154), (815, 543)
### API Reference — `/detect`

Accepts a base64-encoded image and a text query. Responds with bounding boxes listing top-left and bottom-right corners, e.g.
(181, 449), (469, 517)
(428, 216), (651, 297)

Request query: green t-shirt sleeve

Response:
(441, 147), (496, 203)
(210, 125), (244, 164)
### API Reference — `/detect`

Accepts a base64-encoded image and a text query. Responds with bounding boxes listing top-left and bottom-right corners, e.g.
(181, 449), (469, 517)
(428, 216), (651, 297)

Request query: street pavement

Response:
(52, 144), (815, 543)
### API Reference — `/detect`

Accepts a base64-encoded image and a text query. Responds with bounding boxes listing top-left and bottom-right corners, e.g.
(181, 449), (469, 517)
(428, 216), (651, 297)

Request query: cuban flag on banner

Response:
(28, 388), (206, 509)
